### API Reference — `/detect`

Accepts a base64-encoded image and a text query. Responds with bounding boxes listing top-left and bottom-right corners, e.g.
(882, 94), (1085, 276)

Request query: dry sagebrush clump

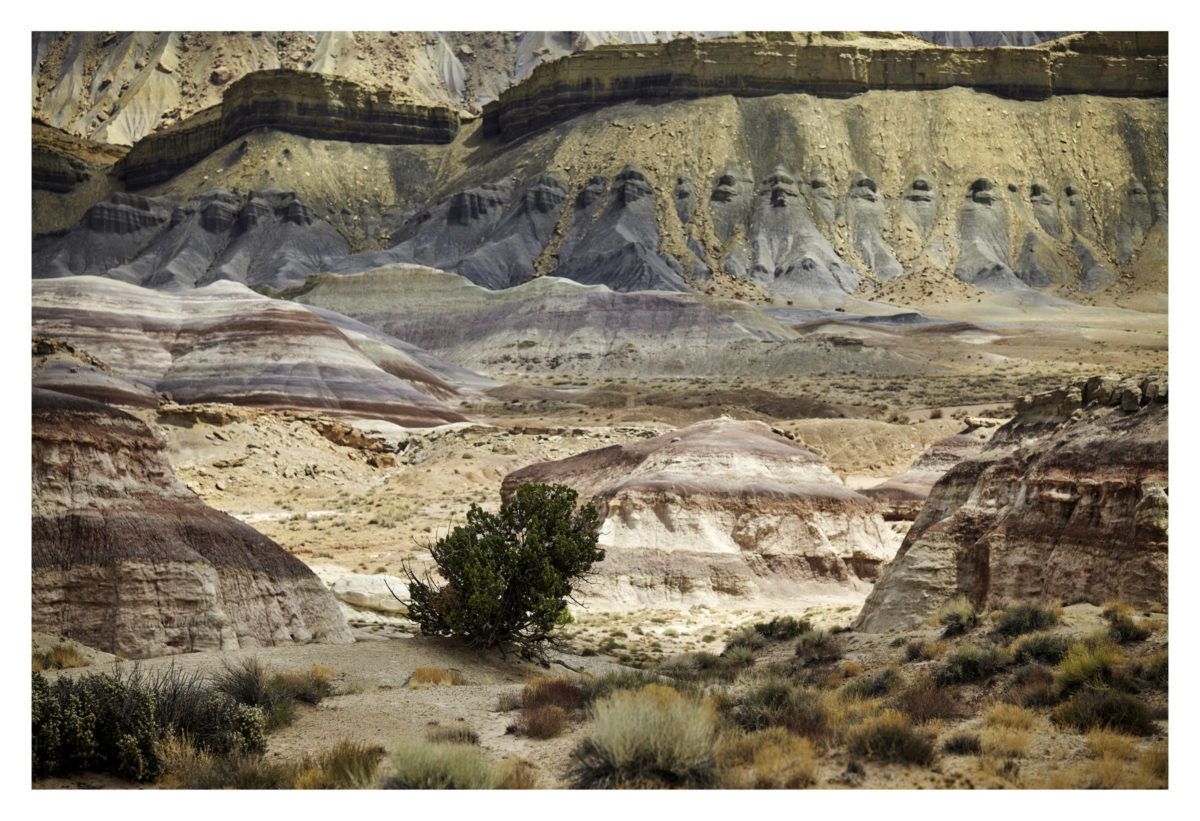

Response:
(716, 727), (818, 789)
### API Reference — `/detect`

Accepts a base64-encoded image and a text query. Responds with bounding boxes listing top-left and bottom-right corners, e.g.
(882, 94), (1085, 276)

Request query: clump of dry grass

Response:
(510, 705), (569, 739)
(32, 644), (89, 671)
(407, 667), (465, 688)
(570, 684), (718, 788)
(938, 597), (978, 638)
(942, 731), (982, 755)
(1138, 741), (1168, 787)
(521, 677), (583, 711)
(1052, 687), (1157, 736)
(1101, 601), (1153, 644)
(387, 740), (501, 789)
(1087, 730), (1136, 761)
(990, 600), (1061, 638)
(979, 726), (1030, 759)
(896, 677), (962, 723)
(159, 736), (383, 789)
(1055, 639), (1125, 692)
(497, 757), (541, 789)
(845, 709), (935, 766)
(715, 727), (818, 789)
(904, 639), (949, 663)
(983, 703), (1038, 731)
(426, 725), (480, 745)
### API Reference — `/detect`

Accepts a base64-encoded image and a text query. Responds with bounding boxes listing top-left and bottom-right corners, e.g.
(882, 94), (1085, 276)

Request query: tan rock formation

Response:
(854, 373), (1167, 632)
(860, 430), (992, 520)
(502, 419), (899, 608)
(32, 387), (353, 658)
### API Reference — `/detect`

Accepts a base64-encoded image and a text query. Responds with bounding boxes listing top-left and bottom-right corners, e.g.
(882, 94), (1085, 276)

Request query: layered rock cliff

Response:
(854, 373), (1167, 632)
(32, 387), (354, 657)
(482, 32), (1167, 140)
(502, 419), (899, 607)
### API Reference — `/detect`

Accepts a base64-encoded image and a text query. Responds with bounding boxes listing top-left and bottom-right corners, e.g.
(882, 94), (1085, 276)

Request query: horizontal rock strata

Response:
(860, 431), (991, 520)
(854, 373), (1168, 632)
(119, 70), (460, 188)
(32, 387), (353, 657)
(32, 276), (468, 427)
(483, 32), (1167, 140)
(502, 418), (899, 607)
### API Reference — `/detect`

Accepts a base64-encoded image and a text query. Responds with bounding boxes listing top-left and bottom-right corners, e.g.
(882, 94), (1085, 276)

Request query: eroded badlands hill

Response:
(855, 373), (1168, 632)
(32, 387), (353, 658)
(502, 418), (899, 607)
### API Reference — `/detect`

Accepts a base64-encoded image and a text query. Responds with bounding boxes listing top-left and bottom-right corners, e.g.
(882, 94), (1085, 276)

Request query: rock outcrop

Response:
(860, 431), (992, 520)
(32, 276), (470, 427)
(293, 265), (932, 379)
(854, 374), (1167, 632)
(482, 32), (1167, 140)
(501, 419), (899, 607)
(118, 70), (459, 188)
(34, 187), (349, 290)
(32, 387), (354, 658)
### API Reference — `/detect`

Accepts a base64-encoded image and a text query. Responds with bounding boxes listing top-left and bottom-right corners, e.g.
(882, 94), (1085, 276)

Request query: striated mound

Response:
(32, 276), (469, 427)
(292, 265), (933, 379)
(501, 419), (899, 607)
(854, 374), (1168, 632)
(860, 431), (992, 520)
(33, 187), (349, 291)
(31, 388), (353, 658)
(32, 337), (158, 409)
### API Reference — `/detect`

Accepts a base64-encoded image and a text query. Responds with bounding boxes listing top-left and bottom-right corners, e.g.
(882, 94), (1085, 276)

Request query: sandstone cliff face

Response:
(502, 419), (899, 607)
(482, 32), (1166, 140)
(853, 374), (1167, 632)
(32, 388), (353, 657)
(118, 70), (460, 189)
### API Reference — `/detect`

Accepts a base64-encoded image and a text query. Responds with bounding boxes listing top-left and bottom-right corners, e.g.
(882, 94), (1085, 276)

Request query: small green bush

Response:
(938, 597), (978, 638)
(795, 629), (844, 664)
(842, 667), (901, 699)
(934, 643), (1007, 685)
(723, 645), (757, 669)
(1052, 688), (1158, 736)
(846, 710), (935, 765)
(1055, 641), (1125, 693)
(733, 678), (828, 739)
(387, 741), (501, 789)
(991, 601), (1060, 638)
(1102, 604), (1153, 644)
(753, 616), (811, 640)
(1011, 632), (1069, 665)
(725, 627), (767, 652)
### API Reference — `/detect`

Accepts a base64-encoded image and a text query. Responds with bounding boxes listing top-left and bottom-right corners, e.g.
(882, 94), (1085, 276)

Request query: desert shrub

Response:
(732, 677), (827, 738)
(1141, 649), (1168, 687)
(1055, 640), (1125, 693)
(904, 639), (948, 663)
(1052, 688), (1157, 736)
(753, 616), (811, 641)
(403, 483), (603, 660)
(32, 670), (162, 781)
(842, 667), (901, 699)
(983, 703), (1038, 731)
(579, 669), (662, 704)
(426, 725), (479, 745)
(980, 726), (1030, 758)
(794, 629), (844, 664)
(725, 626), (767, 652)
(521, 677), (583, 711)
(938, 597), (978, 638)
(408, 667), (465, 688)
(1007, 664), (1058, 707)
(896, 678), (962, 723)
(1102, 602), (1153, 644)
(268, 665), (335, 704)
(1138, 741), (1168, 786)
(387, 740), (501, 789)
(1011, 632), (1069, 665)
(716, 727), (818, 789)
(990, 600), (1060, 638)
(497, 757), (540, 789)
(571, 684), (718, 788)
(942, 731), (982, 755)
(723, 645), (757, 669)
(212, 658), (272, 711)
(934, 643), (1007, 685)
(510, 705), (568, 739)
(841, 661), (864, 677)
(1086, 730), (1137, 761)
(846, 709), (935, 766)
(32, 645), (89, 671)
(656, 652), (739, 684)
